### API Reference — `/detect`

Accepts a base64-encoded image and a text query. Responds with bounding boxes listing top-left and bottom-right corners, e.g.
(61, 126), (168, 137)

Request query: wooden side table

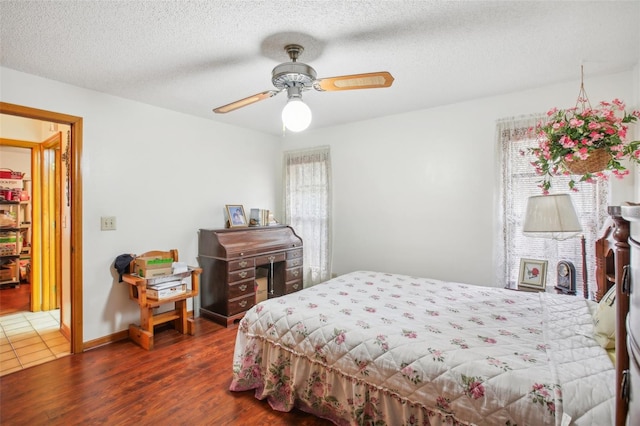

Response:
(122, 249), (202, 350)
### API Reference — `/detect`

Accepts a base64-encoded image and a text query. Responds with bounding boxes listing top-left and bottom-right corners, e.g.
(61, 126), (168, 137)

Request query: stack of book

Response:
(146, 278), (186, 299)
(133, 256), (192, 300)
(144, 271), (191, 300)
(250, 209), (277, 227)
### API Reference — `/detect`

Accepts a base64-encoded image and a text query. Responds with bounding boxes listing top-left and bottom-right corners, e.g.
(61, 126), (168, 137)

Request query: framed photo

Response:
(225, 205), (247, 228)
(518, 258), (548, 291)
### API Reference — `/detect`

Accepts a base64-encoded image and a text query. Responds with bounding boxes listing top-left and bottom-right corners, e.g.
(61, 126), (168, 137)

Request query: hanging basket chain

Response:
(574, 65), (592, 112)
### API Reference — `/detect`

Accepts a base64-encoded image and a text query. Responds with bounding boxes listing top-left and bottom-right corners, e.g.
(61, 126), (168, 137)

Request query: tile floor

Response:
(0, 309), (70, 377)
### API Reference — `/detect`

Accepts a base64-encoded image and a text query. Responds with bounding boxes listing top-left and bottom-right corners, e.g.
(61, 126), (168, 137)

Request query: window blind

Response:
(498, 117), (608, 298)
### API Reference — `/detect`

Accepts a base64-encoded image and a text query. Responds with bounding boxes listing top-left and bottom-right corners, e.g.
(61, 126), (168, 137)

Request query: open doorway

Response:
(0, 102), (83, 358)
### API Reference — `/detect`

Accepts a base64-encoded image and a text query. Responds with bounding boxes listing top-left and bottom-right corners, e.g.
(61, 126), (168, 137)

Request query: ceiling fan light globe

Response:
(282, 98), (312, 132)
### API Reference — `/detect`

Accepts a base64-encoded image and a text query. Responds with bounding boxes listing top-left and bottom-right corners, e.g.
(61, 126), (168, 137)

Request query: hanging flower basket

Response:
(563, 148), (611, 175)
(527, 99), (640, 193)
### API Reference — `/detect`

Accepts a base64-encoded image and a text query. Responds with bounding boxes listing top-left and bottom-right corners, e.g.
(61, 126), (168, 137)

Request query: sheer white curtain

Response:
(496, 115), (609, 298)
(283, 146), (332, 287)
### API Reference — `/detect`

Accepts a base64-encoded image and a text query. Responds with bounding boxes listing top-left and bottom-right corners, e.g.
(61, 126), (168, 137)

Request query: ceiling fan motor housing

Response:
(272, 62), (317, 90)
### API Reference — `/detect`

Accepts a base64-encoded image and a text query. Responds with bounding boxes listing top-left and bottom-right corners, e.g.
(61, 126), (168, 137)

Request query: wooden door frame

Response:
(0, 102), (83, 354)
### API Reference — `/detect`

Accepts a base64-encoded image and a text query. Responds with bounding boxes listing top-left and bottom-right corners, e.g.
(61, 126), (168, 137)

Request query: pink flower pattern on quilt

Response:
(230, 271), (614, 425)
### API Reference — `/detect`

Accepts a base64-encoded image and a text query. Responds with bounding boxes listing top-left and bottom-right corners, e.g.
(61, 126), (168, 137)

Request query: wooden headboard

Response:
(595, 206), (629, 302)
(594, 205), (630, 425)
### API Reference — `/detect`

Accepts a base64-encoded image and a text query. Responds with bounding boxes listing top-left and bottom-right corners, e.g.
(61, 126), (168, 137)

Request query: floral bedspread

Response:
(230, 271), (614, 425)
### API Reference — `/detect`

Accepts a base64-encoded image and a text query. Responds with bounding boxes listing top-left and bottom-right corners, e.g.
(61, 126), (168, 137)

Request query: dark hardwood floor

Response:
(0, 318), (333, 425)
(0, 282), (30, 314)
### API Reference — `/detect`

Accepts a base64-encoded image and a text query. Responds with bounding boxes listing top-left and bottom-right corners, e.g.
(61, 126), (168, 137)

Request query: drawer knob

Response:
(268, 255), (276, 262)
(239, 271), (247, 278)
(239, 261), (247, 268)
(239, 300), (247, 307)
(292, 270), (299, 277)
(293, 284), (299, 289)
(239, 284), (247, 291)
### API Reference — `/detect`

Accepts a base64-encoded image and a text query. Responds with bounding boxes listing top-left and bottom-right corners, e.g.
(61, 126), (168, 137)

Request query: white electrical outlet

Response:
(101, 216), (116, 231)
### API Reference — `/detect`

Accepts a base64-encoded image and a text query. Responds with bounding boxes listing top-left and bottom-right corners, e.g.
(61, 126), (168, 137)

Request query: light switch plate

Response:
(101, 216), (116, 231)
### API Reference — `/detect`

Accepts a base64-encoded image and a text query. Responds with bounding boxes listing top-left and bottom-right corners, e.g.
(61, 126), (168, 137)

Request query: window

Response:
(496, 115), (608, 298)
(283, 146), (332, 287)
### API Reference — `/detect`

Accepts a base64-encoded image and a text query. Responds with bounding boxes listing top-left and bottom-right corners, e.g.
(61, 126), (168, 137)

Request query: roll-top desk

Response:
(198, 225), (303, 327)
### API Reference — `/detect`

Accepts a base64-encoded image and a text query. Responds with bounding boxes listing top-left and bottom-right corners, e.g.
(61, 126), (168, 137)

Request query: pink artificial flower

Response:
(569, 118), (584, 127)
(577, 147), (589, 160)
(546, 107), (558, 116)
(560, 135), (576, 148)
(618, 126), (627, 139)
(588, 121), (602, 130)
(594, 171), (608, 179)
(613, 169), (630, 179)
(590, 131), (604, 141)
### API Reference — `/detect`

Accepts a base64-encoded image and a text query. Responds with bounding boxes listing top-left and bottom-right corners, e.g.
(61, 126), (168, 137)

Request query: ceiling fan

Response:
(213, 44), (394, 131)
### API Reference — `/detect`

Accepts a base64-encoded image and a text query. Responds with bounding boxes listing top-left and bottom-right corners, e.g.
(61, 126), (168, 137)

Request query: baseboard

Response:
(60, 321), (71, 341)
(83, 329), (129, 351)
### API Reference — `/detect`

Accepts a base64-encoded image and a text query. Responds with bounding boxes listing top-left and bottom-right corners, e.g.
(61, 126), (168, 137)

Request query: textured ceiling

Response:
(1, 1), (639, 136)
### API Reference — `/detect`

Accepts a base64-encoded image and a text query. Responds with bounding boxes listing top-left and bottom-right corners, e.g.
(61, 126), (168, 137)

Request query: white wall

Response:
(1, 67), (280, 342)
(284, 70), (639, 286)
(2, 65), (638, 343)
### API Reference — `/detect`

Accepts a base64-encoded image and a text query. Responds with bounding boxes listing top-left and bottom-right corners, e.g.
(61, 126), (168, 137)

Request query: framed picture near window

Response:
(226, 205), (248, 228)
(518, 258), (548, 291)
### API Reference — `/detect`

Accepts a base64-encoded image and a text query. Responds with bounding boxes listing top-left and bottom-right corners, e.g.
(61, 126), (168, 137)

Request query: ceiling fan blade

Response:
(314, 71), (394, 92)
(213, 90), (280, 114)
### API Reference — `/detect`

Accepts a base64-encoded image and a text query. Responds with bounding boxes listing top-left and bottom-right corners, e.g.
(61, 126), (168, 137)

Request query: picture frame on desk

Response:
(226, 205), (248, 228)
(518, 258), (548, 291)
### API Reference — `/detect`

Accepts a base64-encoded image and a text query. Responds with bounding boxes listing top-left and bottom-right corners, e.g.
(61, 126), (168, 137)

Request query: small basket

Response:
(564, 149), (611, 175)
(0, 169), (24, 179)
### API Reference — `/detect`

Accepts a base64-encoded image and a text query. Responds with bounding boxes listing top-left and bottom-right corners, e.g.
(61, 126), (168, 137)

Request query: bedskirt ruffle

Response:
(231, 330), (470, 426)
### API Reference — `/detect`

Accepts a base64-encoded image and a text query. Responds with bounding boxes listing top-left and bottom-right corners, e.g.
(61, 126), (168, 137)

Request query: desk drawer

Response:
(286, 257), (302, 268)
(255, 252), (286, 266)
(228, 293), (255, 316)
(284, 280), (302, 294)
(228, 279), (254, 300)
(228, 268), (255, 283)
(287, 249), (303, 260)
(285, 267), (302, 282)
(228, 258), (255, 271)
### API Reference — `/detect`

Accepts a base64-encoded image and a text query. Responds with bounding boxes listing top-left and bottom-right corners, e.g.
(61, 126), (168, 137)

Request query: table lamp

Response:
(523, 194), (587, 297)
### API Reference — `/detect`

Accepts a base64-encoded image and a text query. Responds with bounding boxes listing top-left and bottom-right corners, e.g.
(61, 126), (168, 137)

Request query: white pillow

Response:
(593, 285), (616, 349)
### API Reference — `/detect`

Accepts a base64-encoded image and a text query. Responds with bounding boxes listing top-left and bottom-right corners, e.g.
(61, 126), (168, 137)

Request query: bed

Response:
(230, 271), (616, 425)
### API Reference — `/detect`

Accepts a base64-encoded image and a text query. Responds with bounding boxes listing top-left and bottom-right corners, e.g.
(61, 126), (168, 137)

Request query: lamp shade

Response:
(523, 194), (582, 240)
(282, 98), (312, 132)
